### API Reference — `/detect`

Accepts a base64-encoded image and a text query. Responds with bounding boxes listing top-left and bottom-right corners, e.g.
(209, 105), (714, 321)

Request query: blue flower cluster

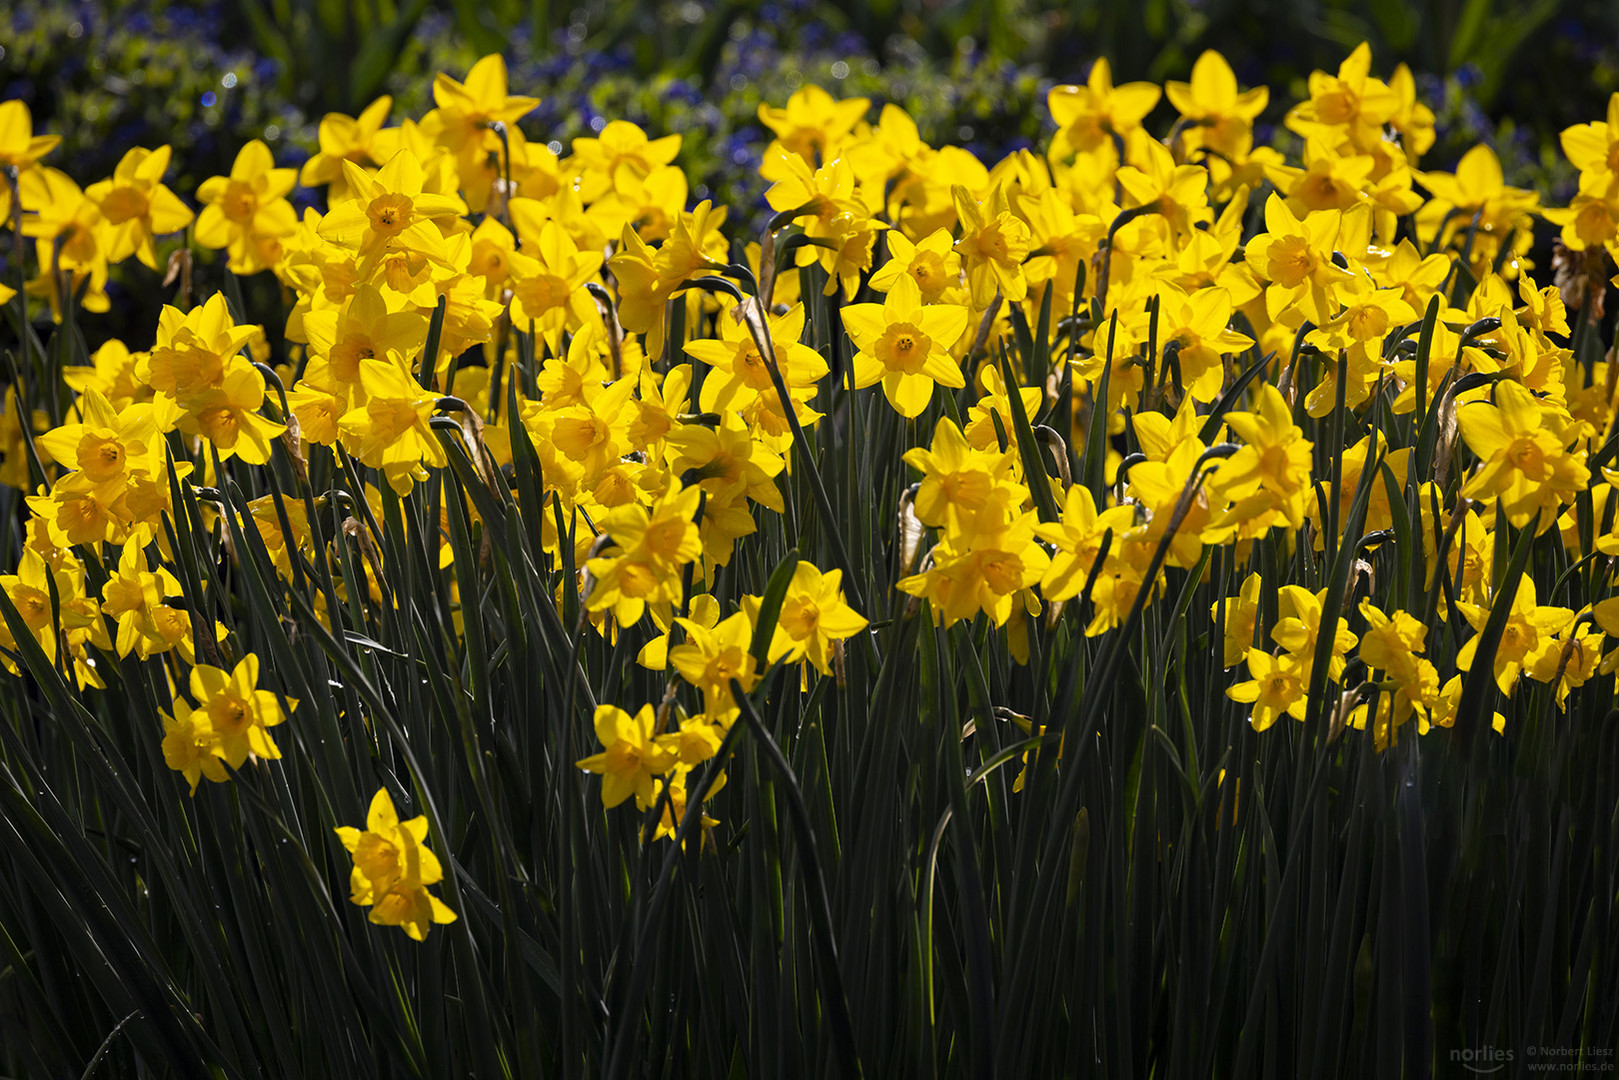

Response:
(2, 0), (313, 197)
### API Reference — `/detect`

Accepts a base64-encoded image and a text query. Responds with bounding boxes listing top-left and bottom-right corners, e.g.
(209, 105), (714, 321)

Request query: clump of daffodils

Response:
(6, 42), (1619, 945)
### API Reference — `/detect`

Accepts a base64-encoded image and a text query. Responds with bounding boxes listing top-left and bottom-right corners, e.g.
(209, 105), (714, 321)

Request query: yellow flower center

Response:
(1506, 436), (1547, 478)
(514, 273), (571, 315)
(208, 696), (251, 735)
(222, 181), (259, 222)
(1347, 305), (1390, 341)
(12, 586), (50, 628)
(197, 406), (243, 448)
(606, 741), (646, 774)
(330, 337), (376, 385)
(593, 469), (636, 507)
(153, 606), (190, 644)
(367, 193), (414, 236)
(77, 432), (127, 483)
(1576, 202), (1616, 246)
(939, 471), (993, 510)
(1313, 88), (1360, 127)
(474, 244), (507, 279)
(57, 492), (113, 544)
(616, 560), (660, 599)
(876, 322), (932, 374)
(644, 518), (691, 562)
(99, 185), (150, 225)
(705, 649), (744, 686)
(150, 335), (227, 394)
(379, 250), (429, 292)
(367, 397), (422, 445)
(1266, 236), (1317, 288)
(103, 575), (146, 615)
(780, 596), (821, 639)
(553, 414), (610, 461)
(981, 552), (1023, 594)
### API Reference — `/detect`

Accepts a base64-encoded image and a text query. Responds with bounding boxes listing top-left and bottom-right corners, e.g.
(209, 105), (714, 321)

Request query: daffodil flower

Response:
(299, 96), (395, 199)
(195, 140), (299, 275)
(335, 788), (458, 940)
(1047, 58), (1161, 156)
(1227, 649), (1309, 731)
(741, 562), (867, 675)
(842, 275), (969, 417)
(1456, 381), (1590, 529)
(85, 145), (194, 269)
(318, 150), (467, 275)
(951, 184), (1030, 308)
(185, 653), (295, 770)
(576, 702), (676, 809)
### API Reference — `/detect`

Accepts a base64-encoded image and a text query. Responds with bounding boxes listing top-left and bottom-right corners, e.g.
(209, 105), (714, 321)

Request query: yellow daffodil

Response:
(571, 120), (682, 192)
(742, 562), (867, 675)
(505, 220), (604, 351)
(1166, 50), (1268, 180)
(143, 293), (258, 403)
(898, 510), (1050, 629)
(1048, 58), (1161, 157)
(301, 283), (430, 398)
(37, 386), (161, 493)
(903, 416), (1022, 534)
(1357, 600), (1440, 731)
(319, 150), (468, 275)
(1034, 484), (1136, 602)
(18, 166), (111, 318)
(1227, 649), (1309, 731)
(1212, 572), (1264, 668)
(1456, 577), (1571, 697)
(951, 184), (1030, 308)
(577, 704), (676, 808)
(1241, 194), (1357, 326)
(869, 228), (962, 302)
(337, 356), (448, 494)
(1456, 381), (1590, 529)
(85, 145), (194, 268)
(585, 482), (702, 627)
(664, 414), (784, 562)
(420, 53), (539, 212)
(184, 653), (294, 770)
(0, 100), (61, 169)
(195, 140), (299, 275)
(1284, 42), (1400, 155)
(1133, 283), (1252, 403)
(299, 96), (395, 198)
(1271, 585), (1359, 682)
(101, 540), (192, 660)
(758, 85), (870, 170)
(842, 275), (970, 417)
(177, 365), (286, 466)
(1207, 383), (1315, 537)
(669, 612), (759, 717)
(335, 788), (458, 940)
(688, 303), (826, 414)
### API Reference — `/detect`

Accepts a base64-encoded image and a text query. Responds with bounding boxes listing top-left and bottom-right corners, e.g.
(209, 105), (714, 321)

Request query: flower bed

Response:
(2, 40), (1618, 1077)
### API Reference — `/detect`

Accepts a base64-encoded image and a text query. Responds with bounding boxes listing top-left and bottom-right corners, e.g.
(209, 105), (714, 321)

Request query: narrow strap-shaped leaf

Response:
(997, 342), (1060, 522)
(1454, 519), (1536, 753)
(730, 679), (865, 1078)
(750, 550), (800, 666)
